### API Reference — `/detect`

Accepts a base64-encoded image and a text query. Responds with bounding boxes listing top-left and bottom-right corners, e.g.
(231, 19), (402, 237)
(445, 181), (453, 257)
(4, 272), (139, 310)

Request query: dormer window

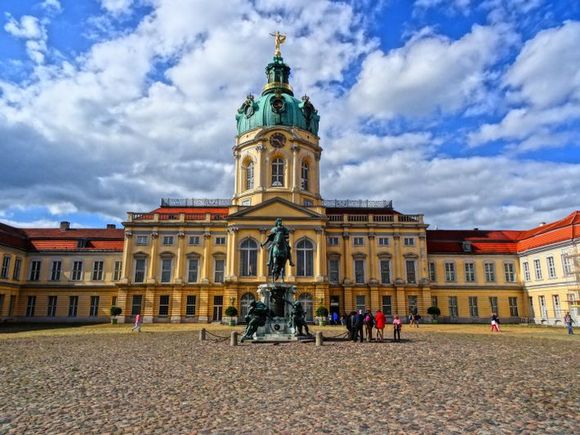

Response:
(462, 241), (472, 252)
(77, 239), (88, 248)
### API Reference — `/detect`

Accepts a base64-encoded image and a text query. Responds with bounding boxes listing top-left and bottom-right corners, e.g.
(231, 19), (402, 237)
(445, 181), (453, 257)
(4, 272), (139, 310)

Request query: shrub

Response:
(427, 306), (441, 317)
(224, 306), (238, 317)
(110, 306), (122, 317)
(315, 306), (329, 317)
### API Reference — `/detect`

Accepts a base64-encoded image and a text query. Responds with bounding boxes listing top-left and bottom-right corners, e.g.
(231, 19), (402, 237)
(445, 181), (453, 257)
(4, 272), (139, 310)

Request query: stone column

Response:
(226, 227), (238, 280)
(147, 231), (159, 284)
(116, 288), (128, 323)
(258, 227), (267, 280)
(291, 144), (300, 201)
(174, 231), (185, 284)
(171, 287), (182, 323)
(315, 227), (325, 282)
(343, 232), (352, 284)
(370, 285), (380, 312)
(344, 286), (353, 313)
(314, 151), (321, 199)
(233, 151), (240, 199)
(256, 144), (265, 191)
(393, 233), (402, 282)
(395, 286), (406, 317)
(368, 233), (377, 283)
(199, 286), (210, 322)
(201, 232), (211, 284)
(120, 231), (133, 283)
(287, 228), (295, 281)
(421, 286), (432, 316)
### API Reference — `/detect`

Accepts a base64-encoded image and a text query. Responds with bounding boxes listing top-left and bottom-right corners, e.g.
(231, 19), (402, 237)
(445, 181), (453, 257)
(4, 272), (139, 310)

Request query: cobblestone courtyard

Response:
(1, 325), (578, 434)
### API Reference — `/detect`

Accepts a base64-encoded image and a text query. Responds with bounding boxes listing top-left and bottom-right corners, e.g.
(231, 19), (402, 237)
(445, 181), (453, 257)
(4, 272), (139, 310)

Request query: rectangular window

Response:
(539, 296), (548, 319)
(562, 254), (573, 275)
(68, 296), (78, 317)
(90, 296), (100, 317)
(552, 295), (561, 318)
(378, 237), (389, 246)
(161, 258), (172, 283)
(71, 261), (83, 281)
(464, 262), (475, 282)
(504, 263), (515, 282)
(136, 235), (149, 245)
(29, 260), (41, 281)
(489, 296), (498, 315)
(188, 235), (200, 245)
(353, 237), (364, 246)
(92, 261), (104, 281)
(354, 259), (365, 284)
(50, 260), (62, 281)
(47, 295), (57, 317)
(327, 236), (339, 246)
(448, 296), (458, 318)
(134, 258), (146, 283)
(1, 256), (10, 279)
(159, 295), (170, 317)
(523, 261), (530, 281)
(187, 258), (199, 283)
(408, 295), (418, 314)
(162, 235), (174, 246)
(355, 295), (366, 312)
(131, 295), (143, 315)
(186, 295), (196, 316)
(382, 296), (392, 316)
(113, 261), (122, 281)
(508, 297), (519, 317)
(404, 237), (415, 246)
(431, 296), (438, 308)
(429, 262), (436, 282)
(214, 259), (225, 283)
(26, 296), (36, 317)
(329, 258), (339, 284)
(468, 296), (478, 317)
(13, 258), (22, 280)
(215, 237), (226, 246)
(444, 262), (456, 282)
(546, 257), (556, 279)
(534, 259), (542, 280)
(484, 262), (495, 282)
(380, 259), (391, 284)
(406, 260), (416, 284)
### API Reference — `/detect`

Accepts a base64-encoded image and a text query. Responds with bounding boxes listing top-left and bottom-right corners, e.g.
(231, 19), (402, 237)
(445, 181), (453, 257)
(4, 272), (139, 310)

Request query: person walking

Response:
(563, 312), (575, 334)
(349, 311), (358, 341)
(355, 310), (364, 343)
(132, 313), (142, 332)
(393, 315), (402, 342)
(375, 309), (386, 342)
(363, 309), (375, 342)
(490, 313), (501, 332)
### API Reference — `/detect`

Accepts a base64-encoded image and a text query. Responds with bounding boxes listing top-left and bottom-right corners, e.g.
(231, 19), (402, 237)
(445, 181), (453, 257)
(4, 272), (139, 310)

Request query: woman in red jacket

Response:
(375, 309), (386, 342)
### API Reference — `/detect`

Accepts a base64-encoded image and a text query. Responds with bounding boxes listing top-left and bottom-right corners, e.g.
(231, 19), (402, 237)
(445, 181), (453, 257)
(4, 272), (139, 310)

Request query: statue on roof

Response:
(270, 31), (286, 57)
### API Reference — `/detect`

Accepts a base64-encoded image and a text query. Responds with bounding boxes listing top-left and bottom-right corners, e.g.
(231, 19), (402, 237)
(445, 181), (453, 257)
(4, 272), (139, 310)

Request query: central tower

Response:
(233, 34), (322, 208)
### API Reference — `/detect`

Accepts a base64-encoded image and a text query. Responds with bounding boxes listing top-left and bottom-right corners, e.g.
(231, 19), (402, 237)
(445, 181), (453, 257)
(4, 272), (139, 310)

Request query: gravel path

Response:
(0, 330), (578, 434)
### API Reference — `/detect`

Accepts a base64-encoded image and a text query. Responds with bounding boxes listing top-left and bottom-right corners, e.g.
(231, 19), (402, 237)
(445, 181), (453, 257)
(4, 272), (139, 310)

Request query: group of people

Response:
(344, 309), (402, 342)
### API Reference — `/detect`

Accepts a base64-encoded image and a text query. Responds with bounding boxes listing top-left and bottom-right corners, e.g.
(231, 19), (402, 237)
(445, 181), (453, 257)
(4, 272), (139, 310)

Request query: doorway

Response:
(330, 295), (340, 324)
(213, 295), (223, 321)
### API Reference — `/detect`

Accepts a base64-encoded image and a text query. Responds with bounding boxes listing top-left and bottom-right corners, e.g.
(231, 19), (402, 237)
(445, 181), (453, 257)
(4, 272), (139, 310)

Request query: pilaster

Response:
(258, 227), (267, 280)
(368, 233), (377, 283)
(120, 231), (133, 283)
(147, 232), (159, 284)
(201, 232), (211, 284)
(143, 287), (155, 323)
(315, 226), (325, 282)
(175, 231), (185, 284)
(171, 287), (182, 323)
(393, 233), (402, 283)
(199, 286), (210, 322)
(343, 231), (352, 284)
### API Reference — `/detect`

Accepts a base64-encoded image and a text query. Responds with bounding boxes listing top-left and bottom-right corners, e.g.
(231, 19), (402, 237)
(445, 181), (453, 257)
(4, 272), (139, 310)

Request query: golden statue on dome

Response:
(270, 31), (286, 57)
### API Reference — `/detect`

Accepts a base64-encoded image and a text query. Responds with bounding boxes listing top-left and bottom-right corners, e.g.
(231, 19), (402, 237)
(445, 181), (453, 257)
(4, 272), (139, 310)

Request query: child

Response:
(393, 314), (402, 342)
(490, 313), (500, 332)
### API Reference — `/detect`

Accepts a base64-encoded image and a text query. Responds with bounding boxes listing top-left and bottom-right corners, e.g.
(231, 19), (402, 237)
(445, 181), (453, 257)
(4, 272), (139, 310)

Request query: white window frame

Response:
(134, 257), (147, 283)
(403, 237), (415, 246)
(327, 236), (339, 246)
(246, 161), (254, 190)
(50, 260), (62, 281)
(215, 236), (226, 246)
(113, 261), (122, 281)
(552, 295), (561, 318)
(71, 260), (83, 281)
(534, 259), (542, 280)
(29, 259), (42, 281)
(1, 255), (10, 279)
(523, 261), (531, 281)
(380, 259), (391, 284)
(272, 158), (284, 187)
(214, 258), (225, 283)
(378, 237), (389, 246)
(354, 258), (365, 284)
(187, 257), (199, 283)
(301, 161), (309, 191)
(468, 296), (478, 317)
(484, 262), (495, 282)
(546, 256), (556, 279)
(136, 235), (149, 246)
(429, 262), (436, 282)
(92, 260), (104, 281)
(562, 254), (573, 275)
(444, 262), (456, 282)
(353, 237), (364, 247)
(162, 235), (175, 246)
(328, 257), (340, 284)
(464, 262), (475, 282)
(160, 257), (173, 283)
(406, 259), (417, 284)
(188, 235), (200, 245)
(504, 263), (515, 283)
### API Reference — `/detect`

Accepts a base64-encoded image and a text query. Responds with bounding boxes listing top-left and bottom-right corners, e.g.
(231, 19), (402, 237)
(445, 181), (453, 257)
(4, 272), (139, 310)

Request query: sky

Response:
(0, 0), (579, 231)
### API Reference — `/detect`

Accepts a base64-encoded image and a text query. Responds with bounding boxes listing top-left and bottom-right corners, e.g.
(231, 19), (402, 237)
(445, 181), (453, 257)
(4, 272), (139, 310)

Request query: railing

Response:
(374, 215), (394, 222)
(326, 214), (424, 224)
(323, 199), (393, 209)
(185, 213), (207, 221)
(132, 213), (155, 220)
(328, 215), (343, 222)
(159, 213), (179, 221)
(161, 198), (232, 207)
(348, 215), (369, 222)
(211, 213), (228, 221)
(398, 214), (421, 222)
(128, 212), (228, 222)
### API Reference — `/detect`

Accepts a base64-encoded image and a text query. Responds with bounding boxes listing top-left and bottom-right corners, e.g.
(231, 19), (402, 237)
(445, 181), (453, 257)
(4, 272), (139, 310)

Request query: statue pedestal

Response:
(252, 283), (298, 342)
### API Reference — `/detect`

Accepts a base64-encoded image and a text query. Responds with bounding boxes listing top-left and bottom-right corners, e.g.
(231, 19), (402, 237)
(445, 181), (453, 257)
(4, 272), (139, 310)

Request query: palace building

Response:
(1, 43), (579, 326)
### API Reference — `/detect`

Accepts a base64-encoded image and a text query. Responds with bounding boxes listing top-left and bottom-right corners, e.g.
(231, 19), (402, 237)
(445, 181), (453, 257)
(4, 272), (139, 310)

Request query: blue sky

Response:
(0, 0), (579, 230)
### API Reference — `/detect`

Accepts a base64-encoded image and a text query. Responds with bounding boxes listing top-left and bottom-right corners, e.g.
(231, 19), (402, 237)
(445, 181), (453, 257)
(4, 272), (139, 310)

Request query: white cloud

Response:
(348, 24), (515, 119)
(4, 15), (44, 39)
(41, 0), (62, 12)
(504, 21), (580, 109)
(100, 0), (134, 15)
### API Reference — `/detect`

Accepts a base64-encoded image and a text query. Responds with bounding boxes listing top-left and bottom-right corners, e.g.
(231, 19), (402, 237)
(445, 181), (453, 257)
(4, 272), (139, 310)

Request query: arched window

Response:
(298, 293), (314, 322)
(240, 292), (256, 319)
(301, 161), (309, 191)
(245, 161), (254, 190)
(296, 238), (314, 277)
(240, 238), (258, 277)
(272, 158), (284, 187)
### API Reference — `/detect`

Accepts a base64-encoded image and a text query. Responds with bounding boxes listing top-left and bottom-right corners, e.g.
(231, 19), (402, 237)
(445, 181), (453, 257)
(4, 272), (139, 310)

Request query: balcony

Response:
(127, 212), (228, 223)
(327, 214), (424, 224)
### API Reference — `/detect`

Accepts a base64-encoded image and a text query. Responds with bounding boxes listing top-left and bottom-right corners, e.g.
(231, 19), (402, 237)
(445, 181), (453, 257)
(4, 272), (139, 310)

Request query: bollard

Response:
(199, 328), (207, 341)
(230, 331), (238, 346)
(315, 331), (323, 346)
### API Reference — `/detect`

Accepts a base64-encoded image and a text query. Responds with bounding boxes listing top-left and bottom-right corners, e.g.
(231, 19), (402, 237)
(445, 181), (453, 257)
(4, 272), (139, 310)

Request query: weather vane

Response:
(270, 31), (286, 57)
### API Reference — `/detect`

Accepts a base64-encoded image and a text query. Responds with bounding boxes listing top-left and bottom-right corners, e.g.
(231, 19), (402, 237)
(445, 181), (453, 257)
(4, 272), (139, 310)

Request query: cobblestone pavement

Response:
(0, 329), (578, 434)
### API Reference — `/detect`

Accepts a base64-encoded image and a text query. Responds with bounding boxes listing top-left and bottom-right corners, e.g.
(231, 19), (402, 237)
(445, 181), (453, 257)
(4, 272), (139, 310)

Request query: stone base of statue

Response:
(243, 283), (312, 343)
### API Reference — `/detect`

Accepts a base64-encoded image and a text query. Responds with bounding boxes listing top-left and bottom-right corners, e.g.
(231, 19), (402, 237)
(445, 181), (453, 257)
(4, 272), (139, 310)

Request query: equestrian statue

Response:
(261, 218), (294, 281)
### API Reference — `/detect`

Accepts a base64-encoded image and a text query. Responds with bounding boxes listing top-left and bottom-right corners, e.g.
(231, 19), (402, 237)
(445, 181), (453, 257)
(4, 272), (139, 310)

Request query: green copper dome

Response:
(236, 56), (320, 136)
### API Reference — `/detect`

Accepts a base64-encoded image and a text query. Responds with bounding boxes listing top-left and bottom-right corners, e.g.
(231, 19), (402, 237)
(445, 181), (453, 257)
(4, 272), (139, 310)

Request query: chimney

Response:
(539, 222), (546, 226)
(60, 221), (70, 231)
(473, 228), (479, 231)
(106, 224), (116, 229)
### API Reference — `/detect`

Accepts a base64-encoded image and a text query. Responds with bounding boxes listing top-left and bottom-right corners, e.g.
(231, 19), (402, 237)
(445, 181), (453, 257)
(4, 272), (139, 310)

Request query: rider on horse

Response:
(261, 218), (294, 280)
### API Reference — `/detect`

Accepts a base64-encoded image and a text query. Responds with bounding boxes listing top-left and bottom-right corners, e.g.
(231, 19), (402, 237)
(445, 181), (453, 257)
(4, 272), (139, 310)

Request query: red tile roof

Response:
(427, 230), (521, 255)
(517, 211), (580, 252)
(0, 223), (30, 250)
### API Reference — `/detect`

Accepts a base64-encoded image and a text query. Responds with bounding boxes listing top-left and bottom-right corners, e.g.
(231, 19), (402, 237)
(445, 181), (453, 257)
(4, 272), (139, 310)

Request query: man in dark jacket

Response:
(353, 310), (364, 343)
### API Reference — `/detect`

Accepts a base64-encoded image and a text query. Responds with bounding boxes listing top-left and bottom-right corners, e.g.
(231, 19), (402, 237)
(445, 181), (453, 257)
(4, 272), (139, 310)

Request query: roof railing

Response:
(323, 199), (393, 209)
(161, 198), (232, 207)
